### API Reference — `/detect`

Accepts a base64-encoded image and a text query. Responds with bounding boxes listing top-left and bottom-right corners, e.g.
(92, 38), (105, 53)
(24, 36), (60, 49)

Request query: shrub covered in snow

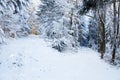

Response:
(52, 40), (67, 52)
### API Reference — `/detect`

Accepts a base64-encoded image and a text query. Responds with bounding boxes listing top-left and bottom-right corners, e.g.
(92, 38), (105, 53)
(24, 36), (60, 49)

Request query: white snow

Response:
(0, 35), (120, 80)
(29, 0), (41, 13)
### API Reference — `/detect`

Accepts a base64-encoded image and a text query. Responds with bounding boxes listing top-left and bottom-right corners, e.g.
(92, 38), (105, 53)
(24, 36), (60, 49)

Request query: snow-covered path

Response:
(0, 35), (120, 80)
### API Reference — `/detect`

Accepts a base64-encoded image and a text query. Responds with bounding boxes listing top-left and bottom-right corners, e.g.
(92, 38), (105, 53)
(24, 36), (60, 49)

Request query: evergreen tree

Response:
(0, 0), (30, 38)
(37, 0), (63, 38)
(88, 19), (98, 49)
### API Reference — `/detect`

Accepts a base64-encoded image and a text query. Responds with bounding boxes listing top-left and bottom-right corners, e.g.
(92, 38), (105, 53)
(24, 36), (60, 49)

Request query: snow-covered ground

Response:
(0, 35), (120, 80)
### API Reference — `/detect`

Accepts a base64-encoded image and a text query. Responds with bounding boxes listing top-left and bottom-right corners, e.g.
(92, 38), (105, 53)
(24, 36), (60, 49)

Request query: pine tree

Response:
(0, 0), (30, 38)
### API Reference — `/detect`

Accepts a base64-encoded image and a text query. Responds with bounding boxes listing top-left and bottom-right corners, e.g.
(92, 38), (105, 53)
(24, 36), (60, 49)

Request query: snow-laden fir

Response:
(0, 35), (120, 80)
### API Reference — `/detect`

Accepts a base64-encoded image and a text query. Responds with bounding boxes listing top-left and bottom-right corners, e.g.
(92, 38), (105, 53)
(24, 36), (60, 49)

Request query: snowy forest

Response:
(0, 0), (120, 80)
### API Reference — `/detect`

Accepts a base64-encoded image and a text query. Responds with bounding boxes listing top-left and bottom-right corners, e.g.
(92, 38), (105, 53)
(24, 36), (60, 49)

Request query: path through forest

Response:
(0, 35), (120, 80)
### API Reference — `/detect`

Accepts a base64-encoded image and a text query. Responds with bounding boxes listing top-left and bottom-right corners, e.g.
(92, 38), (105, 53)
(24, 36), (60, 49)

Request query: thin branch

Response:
(85, 14), (96, 19)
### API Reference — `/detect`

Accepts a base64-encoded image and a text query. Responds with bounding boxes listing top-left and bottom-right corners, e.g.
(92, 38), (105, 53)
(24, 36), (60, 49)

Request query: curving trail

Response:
(0, 35), (120, 80)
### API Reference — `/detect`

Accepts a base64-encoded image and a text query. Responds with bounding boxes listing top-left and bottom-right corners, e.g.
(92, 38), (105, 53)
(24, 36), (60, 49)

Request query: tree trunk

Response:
(117, 2), (120, 47)
(97, 7), (106, 59)
(112, 45), (116, 62)
(111, 0), (117, 63)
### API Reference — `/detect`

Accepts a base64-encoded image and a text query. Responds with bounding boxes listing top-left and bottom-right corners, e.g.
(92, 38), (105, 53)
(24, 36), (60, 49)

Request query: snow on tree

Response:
(0, 0), (30, 39)
(80, 0), (120, 64)
(37, 0), (86, 52)
(88, 18), (98, 49)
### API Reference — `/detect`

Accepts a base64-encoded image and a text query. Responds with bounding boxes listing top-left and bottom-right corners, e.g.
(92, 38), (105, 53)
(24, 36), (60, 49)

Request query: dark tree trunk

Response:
(117, 2), (120, 48)
(97, 7), (106, 59)
(111, 0), (117, 63)
(112, 45), (116, 62)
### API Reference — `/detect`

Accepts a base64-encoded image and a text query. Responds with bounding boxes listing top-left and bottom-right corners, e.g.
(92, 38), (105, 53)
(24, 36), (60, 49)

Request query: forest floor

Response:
(0, 35), (120, 80)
